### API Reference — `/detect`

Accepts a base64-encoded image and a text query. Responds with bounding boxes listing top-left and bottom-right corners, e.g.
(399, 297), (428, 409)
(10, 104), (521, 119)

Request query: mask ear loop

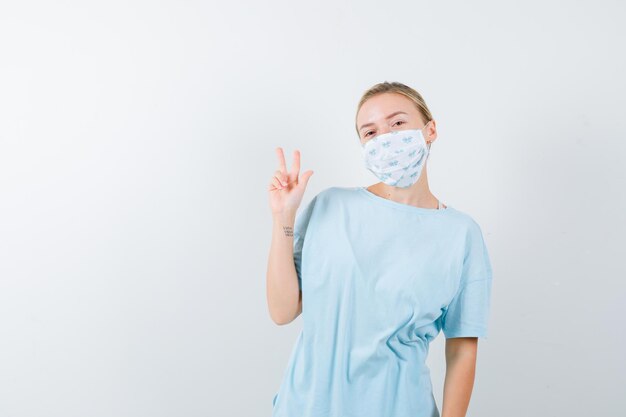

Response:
(422, 120), (433, 148)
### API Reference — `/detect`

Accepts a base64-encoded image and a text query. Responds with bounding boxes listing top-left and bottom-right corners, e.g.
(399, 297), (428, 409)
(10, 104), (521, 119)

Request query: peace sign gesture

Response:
(268, 147), (314, 214)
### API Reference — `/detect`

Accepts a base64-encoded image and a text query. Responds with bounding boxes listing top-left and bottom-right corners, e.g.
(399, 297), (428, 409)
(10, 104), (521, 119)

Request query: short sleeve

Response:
(293, 194), (319, 290)
(442, 220), (494, 339)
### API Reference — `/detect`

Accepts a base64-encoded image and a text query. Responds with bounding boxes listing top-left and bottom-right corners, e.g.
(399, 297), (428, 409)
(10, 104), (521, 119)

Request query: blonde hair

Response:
(355, 81), (434, 136)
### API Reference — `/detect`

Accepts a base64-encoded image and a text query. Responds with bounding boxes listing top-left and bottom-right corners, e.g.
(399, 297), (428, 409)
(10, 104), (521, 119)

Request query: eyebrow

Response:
(358, 111), (408, 132)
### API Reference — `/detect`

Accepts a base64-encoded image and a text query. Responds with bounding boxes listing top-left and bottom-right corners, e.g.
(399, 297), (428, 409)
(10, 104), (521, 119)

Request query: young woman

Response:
(266, 81), (494, 417)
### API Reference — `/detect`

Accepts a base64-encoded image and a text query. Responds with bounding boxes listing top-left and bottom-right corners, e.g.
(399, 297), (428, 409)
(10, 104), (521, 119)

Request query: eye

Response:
(364, 131), (374, 138)
(393, 120), (406, 127)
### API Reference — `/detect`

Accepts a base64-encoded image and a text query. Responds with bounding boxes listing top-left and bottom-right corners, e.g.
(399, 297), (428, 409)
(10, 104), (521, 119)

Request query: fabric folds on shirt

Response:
(272, 186), (494, 417)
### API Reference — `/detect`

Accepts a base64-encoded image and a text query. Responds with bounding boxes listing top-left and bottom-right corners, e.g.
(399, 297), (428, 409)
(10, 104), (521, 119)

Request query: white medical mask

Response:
(361, 124), (431, 188)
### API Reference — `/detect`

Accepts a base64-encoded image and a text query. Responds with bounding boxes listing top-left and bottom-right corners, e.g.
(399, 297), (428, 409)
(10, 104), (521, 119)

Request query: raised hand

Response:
(268, 147), (314, 214)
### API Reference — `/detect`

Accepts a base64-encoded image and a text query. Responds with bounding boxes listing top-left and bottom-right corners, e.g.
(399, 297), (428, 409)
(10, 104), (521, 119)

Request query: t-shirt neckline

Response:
(356, 186), (452, 214)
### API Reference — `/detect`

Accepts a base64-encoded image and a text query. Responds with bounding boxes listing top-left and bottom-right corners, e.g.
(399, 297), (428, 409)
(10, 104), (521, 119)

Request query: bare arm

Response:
(266, 147), (312, 325)
(441, 337), (479, 417)
(267, 209), (302, 325)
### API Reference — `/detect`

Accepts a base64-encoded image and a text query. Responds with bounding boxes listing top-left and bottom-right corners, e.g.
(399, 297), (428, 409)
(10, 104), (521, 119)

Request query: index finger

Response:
(291, 149), (301, 179)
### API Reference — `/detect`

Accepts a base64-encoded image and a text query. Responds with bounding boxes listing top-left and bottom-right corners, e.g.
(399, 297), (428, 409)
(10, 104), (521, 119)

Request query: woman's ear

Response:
(425, 119), (437, 143)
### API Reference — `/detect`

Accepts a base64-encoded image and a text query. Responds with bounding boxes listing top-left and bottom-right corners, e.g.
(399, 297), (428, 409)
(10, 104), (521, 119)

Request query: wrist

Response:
(272, 209), (297, 223)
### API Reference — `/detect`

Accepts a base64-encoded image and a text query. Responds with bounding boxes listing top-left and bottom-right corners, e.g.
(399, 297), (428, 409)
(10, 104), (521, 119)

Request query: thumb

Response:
(298, 170), (314, 189)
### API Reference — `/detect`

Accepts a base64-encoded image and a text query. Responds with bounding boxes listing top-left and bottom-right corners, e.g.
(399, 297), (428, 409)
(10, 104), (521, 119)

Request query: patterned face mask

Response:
(361, 124), (431, 188)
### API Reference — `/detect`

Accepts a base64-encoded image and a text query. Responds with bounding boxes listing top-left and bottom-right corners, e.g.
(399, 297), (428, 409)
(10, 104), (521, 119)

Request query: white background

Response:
(1, 1), (625, 416)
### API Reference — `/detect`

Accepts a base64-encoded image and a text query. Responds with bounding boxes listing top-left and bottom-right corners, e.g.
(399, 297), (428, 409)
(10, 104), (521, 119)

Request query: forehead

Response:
(356, 93), (418, 128)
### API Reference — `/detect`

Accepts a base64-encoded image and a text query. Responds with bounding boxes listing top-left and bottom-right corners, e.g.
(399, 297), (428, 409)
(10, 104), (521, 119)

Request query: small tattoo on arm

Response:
(283, 226), (293, 237)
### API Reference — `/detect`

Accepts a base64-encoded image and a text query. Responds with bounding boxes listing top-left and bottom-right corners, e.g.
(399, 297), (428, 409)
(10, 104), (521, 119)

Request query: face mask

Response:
(361, 123), (431, 188)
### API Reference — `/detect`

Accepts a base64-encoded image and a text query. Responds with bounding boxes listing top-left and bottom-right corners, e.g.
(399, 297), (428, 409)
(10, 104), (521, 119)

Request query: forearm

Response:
(441, 349), (477, 417)
(266, 209), (300, 324)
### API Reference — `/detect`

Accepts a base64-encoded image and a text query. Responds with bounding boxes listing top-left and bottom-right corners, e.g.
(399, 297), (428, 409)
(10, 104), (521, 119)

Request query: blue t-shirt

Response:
(272, 186), (493, 417)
